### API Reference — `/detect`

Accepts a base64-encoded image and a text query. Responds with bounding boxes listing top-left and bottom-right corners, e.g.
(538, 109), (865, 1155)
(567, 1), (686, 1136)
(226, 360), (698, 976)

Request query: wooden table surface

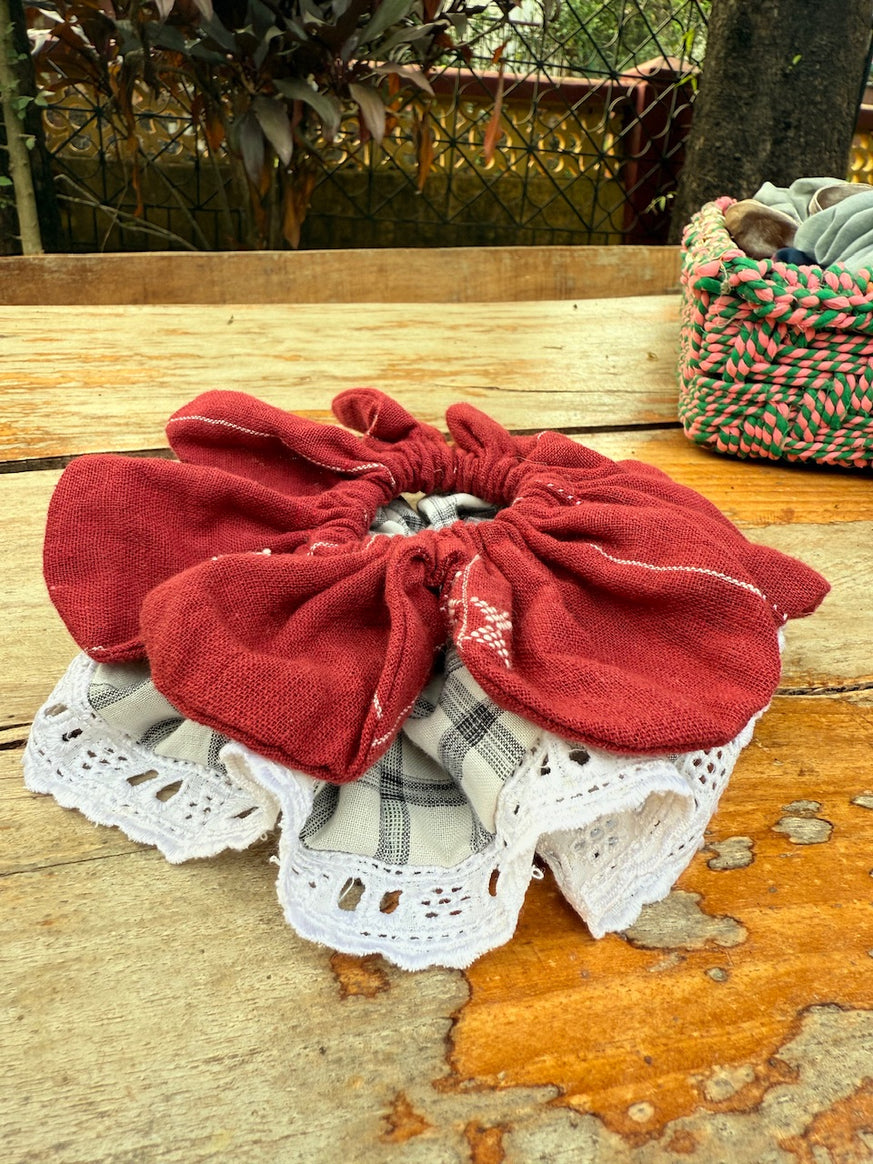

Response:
(3, 249), (873, 1164)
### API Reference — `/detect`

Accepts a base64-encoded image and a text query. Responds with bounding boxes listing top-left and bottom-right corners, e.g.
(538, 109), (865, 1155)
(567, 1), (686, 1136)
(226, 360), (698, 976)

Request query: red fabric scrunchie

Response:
(44, 389), (828, 782)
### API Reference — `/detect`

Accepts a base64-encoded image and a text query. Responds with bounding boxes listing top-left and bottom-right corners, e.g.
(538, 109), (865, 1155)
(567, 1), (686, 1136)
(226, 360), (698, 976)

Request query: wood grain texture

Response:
(6, 701), (873, 1161)
(583, 428), (873, 527)
(0, 298), (682, 462)
(453, 695), (873, 1145)
(0, 471), (75, 725)
(0, 246), (682, 306)
(5, 278), (873, 1163)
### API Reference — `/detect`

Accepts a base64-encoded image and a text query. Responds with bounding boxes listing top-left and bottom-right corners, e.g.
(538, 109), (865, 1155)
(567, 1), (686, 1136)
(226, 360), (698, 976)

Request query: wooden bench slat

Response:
(5, 268), (872, 1163)
(0, 246), (681, 305)
(456, 694), (873, 1139)
(0, 298), (682, 462)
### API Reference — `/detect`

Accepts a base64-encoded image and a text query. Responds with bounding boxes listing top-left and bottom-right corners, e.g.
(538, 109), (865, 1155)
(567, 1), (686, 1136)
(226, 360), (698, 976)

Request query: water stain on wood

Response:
(464, 1121), (506, 1164)
(329, 951), (391, 999)
(447, 699), (873, 1145)
(706, 835), (755, 870)
(665, 1129), (699, 1154)
(778, 1076), (873, 1163)
(693, 1056), (798, 1111)
(378, 1091), (432, 1144)
(623, 890), (747, 950)
(772, 816), (834, 845)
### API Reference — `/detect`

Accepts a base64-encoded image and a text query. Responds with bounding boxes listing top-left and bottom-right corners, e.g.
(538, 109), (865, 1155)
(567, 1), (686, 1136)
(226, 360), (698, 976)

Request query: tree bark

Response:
(0, 0), (61, 253)
(669, 0), (873, 242)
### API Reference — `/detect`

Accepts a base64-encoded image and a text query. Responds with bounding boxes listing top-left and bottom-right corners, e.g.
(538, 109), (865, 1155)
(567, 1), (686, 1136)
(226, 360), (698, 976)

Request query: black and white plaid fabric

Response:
(295, 491), (538, 867)
(372, 492), (499, 537)
(300, 647), (539, 866)
(84, 643), (541, 870)
(89, 660), (230, 773)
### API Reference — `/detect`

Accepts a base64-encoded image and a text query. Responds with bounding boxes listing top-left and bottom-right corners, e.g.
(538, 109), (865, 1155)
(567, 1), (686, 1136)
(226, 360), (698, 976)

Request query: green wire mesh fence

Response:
(33, 0), (712, 251)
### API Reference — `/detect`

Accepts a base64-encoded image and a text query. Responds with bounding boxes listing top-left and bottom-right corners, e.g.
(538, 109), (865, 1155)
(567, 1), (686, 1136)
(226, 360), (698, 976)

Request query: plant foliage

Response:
(30, 0), (509, 246)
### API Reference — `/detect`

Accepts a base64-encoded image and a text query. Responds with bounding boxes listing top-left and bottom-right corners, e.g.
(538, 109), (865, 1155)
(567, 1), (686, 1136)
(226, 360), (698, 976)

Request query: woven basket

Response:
(678, 196), (873, 468)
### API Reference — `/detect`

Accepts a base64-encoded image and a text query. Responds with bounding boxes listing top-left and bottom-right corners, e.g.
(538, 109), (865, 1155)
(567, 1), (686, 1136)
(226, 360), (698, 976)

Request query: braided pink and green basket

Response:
(678, 196), (873, 468)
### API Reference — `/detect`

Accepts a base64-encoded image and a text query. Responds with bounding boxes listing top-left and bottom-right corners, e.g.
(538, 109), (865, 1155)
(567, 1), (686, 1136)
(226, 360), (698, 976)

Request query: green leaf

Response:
(0, 176), (13, 187)
(151, 24), (188, 52)
(349, 81), (386, 141)
(377, 21), (437, 54)
(274, 78), (342, 140)
(113, 19), (143, 56)
(199, 13), (238, 52)
(188, 43), (229, 61)
(236, 109), (265, 183)
(368, 63), (434, 96)
(248, 0), (276, 39)
(299, 0), (329, 28)
(358, 0), (416, 47)
(253, 25), (283, 69)
(252, 95), (293, 167)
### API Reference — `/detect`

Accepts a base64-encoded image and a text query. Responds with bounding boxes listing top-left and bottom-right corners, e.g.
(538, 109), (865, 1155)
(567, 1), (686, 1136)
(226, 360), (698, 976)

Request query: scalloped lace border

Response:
(24, 654), (757, 970)
(23, 654), (279, 862)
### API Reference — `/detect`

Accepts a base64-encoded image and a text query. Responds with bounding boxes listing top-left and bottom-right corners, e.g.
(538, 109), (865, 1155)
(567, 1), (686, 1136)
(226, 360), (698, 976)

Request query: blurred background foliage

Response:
(21, 0), (873, 257)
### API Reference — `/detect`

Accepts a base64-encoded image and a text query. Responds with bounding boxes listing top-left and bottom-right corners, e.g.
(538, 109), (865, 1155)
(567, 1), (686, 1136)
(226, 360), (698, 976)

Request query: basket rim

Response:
(680, 196), (873, 327)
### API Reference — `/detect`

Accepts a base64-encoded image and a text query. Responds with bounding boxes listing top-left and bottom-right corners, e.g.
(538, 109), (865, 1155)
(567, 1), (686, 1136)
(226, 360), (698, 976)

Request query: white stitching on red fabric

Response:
(455, 554), (479, 647)
(371, 698), (417, 748)
(587, 543), (771, 606)
(167, 414), (396, 489)
(167, 414), (276, 439)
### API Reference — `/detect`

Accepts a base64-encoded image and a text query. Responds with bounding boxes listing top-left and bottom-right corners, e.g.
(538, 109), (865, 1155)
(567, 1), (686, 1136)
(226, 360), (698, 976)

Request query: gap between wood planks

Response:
(0, 447), (176, 475)
(0, 848), (154, 879)
(0, 422), (684, 475)
(778, 680), (873, 696)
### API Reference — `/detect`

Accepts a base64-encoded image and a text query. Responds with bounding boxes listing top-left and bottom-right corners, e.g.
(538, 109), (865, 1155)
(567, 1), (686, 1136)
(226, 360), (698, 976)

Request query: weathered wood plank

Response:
(0, 298), (682, 462)
(753, 521), (873, 692)
(0, 471), (75, 725)
(1, 748), (144, 872)
(3, 277), (871, 1164)
(0, 246), (682, 306)
(0, 826), (478, 1164)
(583, 428), (873, 527)
(454, 695), (873, 1147)
(5, 698), (873, 1162)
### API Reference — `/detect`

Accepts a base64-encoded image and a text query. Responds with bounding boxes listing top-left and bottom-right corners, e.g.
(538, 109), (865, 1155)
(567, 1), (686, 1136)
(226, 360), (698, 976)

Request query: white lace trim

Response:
(23, 654), (280, 862)
(24, 654), (757, 970)
(537, 718), (756, 937)
(223, 725), (749, 971)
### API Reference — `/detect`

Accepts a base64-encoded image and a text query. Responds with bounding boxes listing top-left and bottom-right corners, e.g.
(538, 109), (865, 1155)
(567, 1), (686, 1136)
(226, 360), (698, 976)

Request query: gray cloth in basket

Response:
(754, 177), (873, 272)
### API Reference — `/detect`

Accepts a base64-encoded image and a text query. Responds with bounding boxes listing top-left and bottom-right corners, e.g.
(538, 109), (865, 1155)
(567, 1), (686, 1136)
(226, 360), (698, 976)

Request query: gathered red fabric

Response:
(43, 389), (829, 782)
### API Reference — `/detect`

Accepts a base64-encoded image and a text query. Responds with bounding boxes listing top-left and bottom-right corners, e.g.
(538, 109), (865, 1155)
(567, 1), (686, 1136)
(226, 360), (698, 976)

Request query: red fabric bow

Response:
(44, 390), (828, 782)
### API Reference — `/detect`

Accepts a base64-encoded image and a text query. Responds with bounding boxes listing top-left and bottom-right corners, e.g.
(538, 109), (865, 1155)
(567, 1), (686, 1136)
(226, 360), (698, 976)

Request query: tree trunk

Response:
(668, 0), (873, 242)
(0, 0), (62, 253)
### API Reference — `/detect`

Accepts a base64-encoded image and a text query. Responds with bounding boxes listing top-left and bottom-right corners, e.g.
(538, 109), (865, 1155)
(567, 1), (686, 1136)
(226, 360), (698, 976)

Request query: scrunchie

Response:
(44, 389), (829, 783)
